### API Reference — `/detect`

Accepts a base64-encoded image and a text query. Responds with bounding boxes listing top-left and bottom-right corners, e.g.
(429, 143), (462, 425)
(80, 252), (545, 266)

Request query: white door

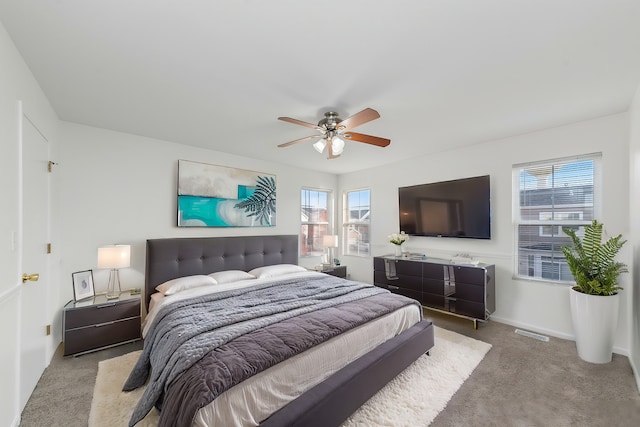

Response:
(19, 113), (49, 410)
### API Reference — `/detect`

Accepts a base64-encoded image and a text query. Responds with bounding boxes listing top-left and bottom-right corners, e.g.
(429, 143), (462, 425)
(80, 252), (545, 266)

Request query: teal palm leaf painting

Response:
(177, 160), (276, 227)
(234, 176), (276, 225)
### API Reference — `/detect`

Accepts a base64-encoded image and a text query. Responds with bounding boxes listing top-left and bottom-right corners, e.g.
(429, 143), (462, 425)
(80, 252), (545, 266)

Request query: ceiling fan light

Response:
(331, 136), (345, 154)
(313, 139), (327, 153)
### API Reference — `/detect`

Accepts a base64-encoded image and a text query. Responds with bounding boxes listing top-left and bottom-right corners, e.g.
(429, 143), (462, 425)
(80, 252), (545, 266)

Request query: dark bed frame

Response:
(145, 235), (434, 427)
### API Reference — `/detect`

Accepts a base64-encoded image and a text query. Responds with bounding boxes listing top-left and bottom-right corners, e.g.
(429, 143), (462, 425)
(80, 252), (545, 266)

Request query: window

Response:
(538, 212), (583, 237)
(300, 188), (332, 257)
(343, 189), (371, 257)
(513, 153), (600, 282)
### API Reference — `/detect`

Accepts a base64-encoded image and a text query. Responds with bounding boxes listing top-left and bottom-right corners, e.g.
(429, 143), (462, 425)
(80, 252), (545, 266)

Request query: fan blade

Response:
(277, 135), (320, 148)
(278, 116), (321, 130)
(337, 108), (380, 131)
(343, 132), (390, 147)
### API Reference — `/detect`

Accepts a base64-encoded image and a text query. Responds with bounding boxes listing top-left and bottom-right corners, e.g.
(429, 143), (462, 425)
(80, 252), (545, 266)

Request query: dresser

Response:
(373, 256), (495, 328)
(63, 292), (141, 356)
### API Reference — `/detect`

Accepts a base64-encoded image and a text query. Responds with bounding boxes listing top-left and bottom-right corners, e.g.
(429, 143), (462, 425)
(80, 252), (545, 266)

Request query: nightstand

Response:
(322, 265), (347, 278)
(63, 291), (141, 356)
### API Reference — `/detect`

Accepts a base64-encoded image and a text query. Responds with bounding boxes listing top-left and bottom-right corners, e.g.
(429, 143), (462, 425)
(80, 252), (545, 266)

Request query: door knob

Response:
(22, 273), (40, 283)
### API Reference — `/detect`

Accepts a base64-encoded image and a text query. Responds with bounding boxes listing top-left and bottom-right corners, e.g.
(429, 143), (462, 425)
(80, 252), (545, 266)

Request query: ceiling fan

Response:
(277, 108), (391, 159)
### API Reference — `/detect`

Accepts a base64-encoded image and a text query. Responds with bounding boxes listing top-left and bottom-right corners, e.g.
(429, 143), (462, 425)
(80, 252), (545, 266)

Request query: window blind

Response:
(513, 153), (601, 282)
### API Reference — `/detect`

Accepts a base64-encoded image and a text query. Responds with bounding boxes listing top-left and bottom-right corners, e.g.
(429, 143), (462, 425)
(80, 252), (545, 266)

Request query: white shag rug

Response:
(89, 327), (491, 427)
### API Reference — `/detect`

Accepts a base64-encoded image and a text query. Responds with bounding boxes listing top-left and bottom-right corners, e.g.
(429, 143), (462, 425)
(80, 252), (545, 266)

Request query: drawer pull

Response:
(97, 303), (117, 308)
(94, 321), (116, 327)
(388, 285), (400, 290)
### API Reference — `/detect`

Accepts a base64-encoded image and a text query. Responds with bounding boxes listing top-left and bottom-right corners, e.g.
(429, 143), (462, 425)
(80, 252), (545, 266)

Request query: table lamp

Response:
(323, 235), (339, 267)
(97, 244), (131, 300)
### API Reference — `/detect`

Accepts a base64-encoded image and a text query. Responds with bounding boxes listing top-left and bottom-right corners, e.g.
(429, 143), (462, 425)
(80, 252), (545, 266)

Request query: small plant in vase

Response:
(388, 231), (409, 257)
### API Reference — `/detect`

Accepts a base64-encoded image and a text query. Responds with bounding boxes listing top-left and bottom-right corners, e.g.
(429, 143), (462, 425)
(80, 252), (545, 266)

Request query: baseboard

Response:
(630, 355), (640, 394)
(490, 315), (630, 357)
(489, 315), (574, 341)
(11, 414), (20, 427)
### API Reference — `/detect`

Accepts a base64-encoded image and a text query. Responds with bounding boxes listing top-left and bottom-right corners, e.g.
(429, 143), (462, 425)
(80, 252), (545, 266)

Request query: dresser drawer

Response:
(454, 282), (485, 303)
(423, 278), (445, 294)
(377, 283), (422, 302)
(63, 316), (140, 356)
(374, 270), (392, 285)
(422, 292), (445, 309)
(373, 257), (386, 272)
(65, 299), (140, 330)
(374, 271), (422, 292)
(394, 259), (422, 276)
(452, 266), (485, 286)
(452, 299), (486, 319)
(423, 263), (445, 280)
(374, 257), (422, 276)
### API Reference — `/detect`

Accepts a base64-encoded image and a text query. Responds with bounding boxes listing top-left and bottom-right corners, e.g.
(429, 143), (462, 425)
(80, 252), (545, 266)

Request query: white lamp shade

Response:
(331, 136), (345, 154)
(313, 139), (327, 153)
(323, 235), (339, 248)
(97, 245), (131, 269)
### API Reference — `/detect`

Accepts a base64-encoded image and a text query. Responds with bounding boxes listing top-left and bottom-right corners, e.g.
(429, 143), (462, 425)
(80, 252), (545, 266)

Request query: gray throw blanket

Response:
(123, 275), (388, 426)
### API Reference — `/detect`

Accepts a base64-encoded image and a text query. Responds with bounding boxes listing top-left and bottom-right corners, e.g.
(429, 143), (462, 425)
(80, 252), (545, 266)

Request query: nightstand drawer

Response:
(322, 266), (346, 278)
(63, 316), (140, 356)
(65, 299), (140, 329)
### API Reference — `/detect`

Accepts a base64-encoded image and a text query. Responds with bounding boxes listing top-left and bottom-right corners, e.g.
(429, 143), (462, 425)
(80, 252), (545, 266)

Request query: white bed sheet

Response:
(193, 303), (420, 426)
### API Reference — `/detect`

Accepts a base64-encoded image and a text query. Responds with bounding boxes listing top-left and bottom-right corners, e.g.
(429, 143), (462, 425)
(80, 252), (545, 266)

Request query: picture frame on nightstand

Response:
(72, 270), (95, 301)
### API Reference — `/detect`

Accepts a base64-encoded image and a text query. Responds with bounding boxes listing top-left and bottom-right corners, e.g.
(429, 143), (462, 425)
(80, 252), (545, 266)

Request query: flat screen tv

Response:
(398, 175), (491, 239)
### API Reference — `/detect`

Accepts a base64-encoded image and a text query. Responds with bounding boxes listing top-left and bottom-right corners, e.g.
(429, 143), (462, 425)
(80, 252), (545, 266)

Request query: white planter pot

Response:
(569, 287), (620, 364)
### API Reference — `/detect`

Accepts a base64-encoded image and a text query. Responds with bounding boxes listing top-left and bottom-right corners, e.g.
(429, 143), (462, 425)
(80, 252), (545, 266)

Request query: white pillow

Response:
(149, 292), (165, 312)
(155, 275), (217, 295)
(248, 264), (307, 279)
(208, 270), (256, 284)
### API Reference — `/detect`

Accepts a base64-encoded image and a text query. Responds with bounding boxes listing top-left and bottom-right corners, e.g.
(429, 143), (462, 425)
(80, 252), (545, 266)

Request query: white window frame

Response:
(343, 188), (371, 258)
(300, 187), (333, 258)
(513, 153), (601, 283)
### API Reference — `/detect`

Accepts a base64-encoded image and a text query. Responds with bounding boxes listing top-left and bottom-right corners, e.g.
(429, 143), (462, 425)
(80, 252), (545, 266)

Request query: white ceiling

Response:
(2, 1), (640, 174)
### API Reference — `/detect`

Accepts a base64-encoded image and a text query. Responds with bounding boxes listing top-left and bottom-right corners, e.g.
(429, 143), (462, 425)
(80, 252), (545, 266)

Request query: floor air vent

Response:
(515, 329), (549, 342)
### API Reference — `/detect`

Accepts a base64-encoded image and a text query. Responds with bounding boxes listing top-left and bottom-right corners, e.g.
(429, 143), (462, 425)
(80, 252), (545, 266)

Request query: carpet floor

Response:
(89, 327), (491, 427)
(20, 310), (640, 426)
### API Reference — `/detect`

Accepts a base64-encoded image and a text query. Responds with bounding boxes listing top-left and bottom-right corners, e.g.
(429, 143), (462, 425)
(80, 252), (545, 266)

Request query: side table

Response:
(63, 291), (141, 356)
(322, 265), (347, 278)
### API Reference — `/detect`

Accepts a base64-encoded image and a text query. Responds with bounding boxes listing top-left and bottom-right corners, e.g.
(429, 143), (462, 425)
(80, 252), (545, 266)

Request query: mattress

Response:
(193, 303), (420, 426)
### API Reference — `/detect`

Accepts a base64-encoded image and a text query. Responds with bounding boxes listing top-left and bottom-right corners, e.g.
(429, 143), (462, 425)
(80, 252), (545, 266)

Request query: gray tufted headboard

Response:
(145, 235), (298, 309)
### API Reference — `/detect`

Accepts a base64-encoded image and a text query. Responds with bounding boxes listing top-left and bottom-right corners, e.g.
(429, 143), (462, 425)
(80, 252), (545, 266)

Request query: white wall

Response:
(2, 15), (337, 421)
(339, 113), (632, 354)
(0, 20), (60, 427)
(58, 122), (337, 301)
(629, 83), (640, 390)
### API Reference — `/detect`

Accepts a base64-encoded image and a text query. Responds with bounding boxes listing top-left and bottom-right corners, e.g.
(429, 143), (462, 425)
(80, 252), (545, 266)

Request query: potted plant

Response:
(561, 219), (627, 363)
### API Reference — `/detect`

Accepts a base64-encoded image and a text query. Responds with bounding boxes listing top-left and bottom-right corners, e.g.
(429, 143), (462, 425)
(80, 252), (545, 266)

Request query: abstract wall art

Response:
(177, 160), (276, 227)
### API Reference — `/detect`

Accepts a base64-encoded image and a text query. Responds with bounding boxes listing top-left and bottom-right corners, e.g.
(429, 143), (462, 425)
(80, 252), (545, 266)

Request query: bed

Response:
(126, 235), (434, 427)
